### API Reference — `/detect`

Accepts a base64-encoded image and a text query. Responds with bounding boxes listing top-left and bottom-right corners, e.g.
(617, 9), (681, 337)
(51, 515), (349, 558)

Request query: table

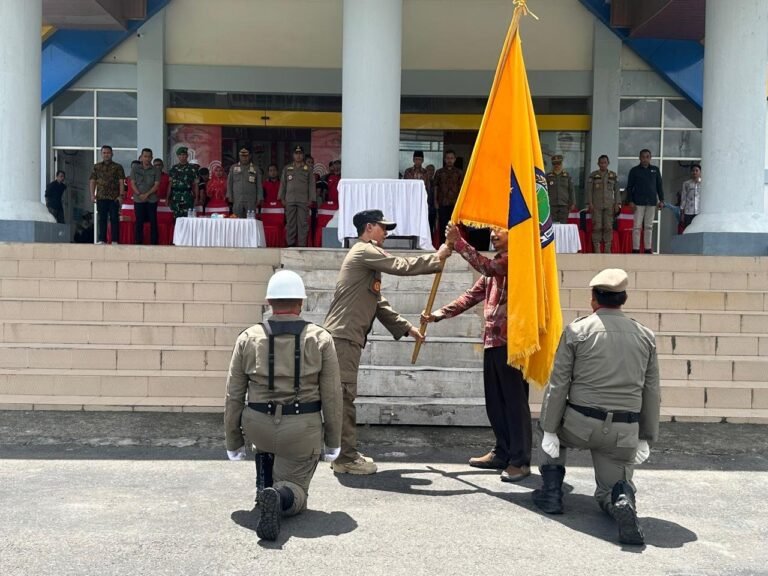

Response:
(553, 223), (581, 253)
(338, 179), (433, 250)
(173, 217), (266, 248)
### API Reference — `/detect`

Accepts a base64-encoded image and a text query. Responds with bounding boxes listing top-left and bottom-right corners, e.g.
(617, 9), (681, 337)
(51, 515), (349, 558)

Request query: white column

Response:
(0, 0), (53, 222)
(685, 0), (768, 234)
(137, 9), (166, 162)
(341, 0), (402, 178)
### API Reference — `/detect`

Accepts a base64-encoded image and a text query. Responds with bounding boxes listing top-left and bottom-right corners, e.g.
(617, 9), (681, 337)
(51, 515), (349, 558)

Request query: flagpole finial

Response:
(513, 0), (539, 20)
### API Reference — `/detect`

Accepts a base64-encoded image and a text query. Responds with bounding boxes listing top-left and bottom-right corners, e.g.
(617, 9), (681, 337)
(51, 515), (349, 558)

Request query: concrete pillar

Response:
(0, 0), (53, 222)
(341, 0), (402, 178)
(587, 20), (621, 172)
(137, 9), (166, 163)
(685, 0), (768, 235)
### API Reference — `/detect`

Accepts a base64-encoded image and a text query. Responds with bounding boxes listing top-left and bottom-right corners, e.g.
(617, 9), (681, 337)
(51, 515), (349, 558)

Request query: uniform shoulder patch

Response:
(571, 314), (590, 324)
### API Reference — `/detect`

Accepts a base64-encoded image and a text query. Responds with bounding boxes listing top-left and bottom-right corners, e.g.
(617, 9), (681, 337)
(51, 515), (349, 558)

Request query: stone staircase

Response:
(1, 244), (767, 424)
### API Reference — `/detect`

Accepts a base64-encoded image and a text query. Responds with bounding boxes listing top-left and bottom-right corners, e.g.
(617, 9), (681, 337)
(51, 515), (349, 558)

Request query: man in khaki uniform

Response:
(324, 209), (452, 475)
(224, 270), (342, 541)
(226, 146), (262, 217)
(586, 155), (620, 253)
(532, 268), (660, 546)
(546, 154), (575, 224)
(279, 145), (314, 247)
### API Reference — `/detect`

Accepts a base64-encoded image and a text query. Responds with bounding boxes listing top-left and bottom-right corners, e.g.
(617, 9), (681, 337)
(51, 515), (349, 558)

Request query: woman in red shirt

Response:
(205, 164), (230, 215)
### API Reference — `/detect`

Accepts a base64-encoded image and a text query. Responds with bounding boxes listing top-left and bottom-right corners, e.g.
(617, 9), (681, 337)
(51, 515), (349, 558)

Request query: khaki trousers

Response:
(591, 207), (613, 252)
(242, 407), (322, 516)
(539, 406), (638, 509)
(551, 204), (569, 224)
(332, 337), (363, 464)
(632, 205), (656, 251)
(232, 197), (258, 218)
(285, 202), (310, 247)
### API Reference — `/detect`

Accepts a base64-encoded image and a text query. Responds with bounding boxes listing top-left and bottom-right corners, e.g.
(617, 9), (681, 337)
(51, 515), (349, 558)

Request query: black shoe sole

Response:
(531, 490), (563, 514)
(256, 488), (281, 541)
(613, 499), (644, 545)
(468, 460), (507, 470)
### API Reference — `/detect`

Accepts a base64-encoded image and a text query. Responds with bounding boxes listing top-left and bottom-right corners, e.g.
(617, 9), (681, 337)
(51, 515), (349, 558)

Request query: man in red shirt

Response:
(421, 223), (532, 482)
(262, 163), (281, 204)
(323, 160), (341, 204)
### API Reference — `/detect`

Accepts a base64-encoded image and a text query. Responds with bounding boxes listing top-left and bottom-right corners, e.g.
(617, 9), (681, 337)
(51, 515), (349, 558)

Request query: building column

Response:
(341, 0), (402, 178)
(684, 0), (768, 236)
(137, 9), (166, 163)
(0, 0), (53, 223)
(587, 20), (621, 172)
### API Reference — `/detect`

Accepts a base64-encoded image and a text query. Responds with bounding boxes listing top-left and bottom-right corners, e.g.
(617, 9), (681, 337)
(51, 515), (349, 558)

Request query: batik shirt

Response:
(89, 161), (125, 201)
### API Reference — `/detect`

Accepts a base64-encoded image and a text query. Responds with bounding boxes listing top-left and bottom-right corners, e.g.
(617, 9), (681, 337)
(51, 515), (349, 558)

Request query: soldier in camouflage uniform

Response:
(586, 155), (620, 253)
(546, 154), (575, 224)
(168, 147), (199, 219)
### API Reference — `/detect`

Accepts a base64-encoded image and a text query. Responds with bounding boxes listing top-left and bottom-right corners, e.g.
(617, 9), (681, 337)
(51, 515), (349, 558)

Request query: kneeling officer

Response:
(224, 270), (342, 541)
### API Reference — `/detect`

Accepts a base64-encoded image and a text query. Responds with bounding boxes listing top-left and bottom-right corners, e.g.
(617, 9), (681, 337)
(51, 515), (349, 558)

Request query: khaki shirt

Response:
(324, 240), (443, 347)
(546, 170), (575, 207)
(279, 163), (315, 204)
(223, 315), (342, 451)
(227, 162), (263, 203)
(586, 170), (619, 208)
(540, 308), (661, 441)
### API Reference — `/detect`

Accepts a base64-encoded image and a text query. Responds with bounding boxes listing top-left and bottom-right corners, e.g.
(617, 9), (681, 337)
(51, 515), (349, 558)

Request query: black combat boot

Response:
(607, 480), (644, 545)
(531, 464), (565, 514)
(254, 452), (274, 505)
(256, 486), (294, 541)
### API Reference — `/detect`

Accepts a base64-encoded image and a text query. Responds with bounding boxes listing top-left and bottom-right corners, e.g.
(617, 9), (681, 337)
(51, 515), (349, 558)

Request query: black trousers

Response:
(135, 202), (158, 245)
(46, 204), (65, 224)
(96, 199), (120, 243)
(484, 346), (532, 467)
(437, 205), (455, 244)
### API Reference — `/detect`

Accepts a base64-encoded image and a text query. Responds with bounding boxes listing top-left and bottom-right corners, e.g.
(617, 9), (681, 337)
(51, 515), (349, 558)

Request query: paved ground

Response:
(1, 412), (767, 576)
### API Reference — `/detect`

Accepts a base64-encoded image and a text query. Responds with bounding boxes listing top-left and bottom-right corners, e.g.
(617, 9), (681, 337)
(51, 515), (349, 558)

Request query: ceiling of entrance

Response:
(609, 0), (705, 42)
(43, 0), (146, 30)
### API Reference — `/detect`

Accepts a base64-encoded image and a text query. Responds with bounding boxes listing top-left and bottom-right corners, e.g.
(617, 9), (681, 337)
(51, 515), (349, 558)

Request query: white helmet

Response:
(266, 270), (307, 300)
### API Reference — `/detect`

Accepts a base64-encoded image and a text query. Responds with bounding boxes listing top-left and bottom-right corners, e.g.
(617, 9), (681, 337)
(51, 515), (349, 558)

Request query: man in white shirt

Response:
(679, 164), (701, 229)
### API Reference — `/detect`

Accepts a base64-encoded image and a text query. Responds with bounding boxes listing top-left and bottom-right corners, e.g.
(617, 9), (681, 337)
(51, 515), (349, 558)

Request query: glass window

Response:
(617, 159), (637, 191)
(664, 100), (702, 129)
(620, 99), (662, 127)
(53, 119), (93, 147)
(663, 130), (702, 158)
(97, 120), (137, 148)
(619, 129), (661, 157)
(111, 150), (138, 173)
(97, 91), (138, 118)
(53, 91), (94, 117)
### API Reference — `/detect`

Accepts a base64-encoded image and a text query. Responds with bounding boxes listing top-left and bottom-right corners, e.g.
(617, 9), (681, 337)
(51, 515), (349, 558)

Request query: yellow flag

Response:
(451, 7), (562, 388)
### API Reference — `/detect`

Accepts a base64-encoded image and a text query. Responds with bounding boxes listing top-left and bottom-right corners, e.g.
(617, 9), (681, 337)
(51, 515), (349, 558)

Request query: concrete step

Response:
(0, 298), (264, 324)
(362, 337), (483, 368)
(299, 268), (476, 293)
(0, 321), (245, 346)
(0, 278), (267, 303)
(305, 289), (478, 315)
(564, 309), (768, 335)
(280, 249), (476, 273)
(300, 312), (485, 339)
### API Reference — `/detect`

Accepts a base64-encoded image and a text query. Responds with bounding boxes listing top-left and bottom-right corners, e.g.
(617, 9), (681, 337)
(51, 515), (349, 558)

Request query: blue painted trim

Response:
(578, 0), (703, 108)
(41, 0), (172, 108)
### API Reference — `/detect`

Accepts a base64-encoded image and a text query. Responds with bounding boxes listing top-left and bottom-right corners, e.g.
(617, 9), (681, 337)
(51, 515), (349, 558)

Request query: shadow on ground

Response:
(334, 466), (697, 551)
(231, 507), (358, 548)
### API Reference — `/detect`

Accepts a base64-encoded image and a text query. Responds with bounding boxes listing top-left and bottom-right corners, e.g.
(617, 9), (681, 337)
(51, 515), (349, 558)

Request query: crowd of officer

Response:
(223, 207), (660, 546)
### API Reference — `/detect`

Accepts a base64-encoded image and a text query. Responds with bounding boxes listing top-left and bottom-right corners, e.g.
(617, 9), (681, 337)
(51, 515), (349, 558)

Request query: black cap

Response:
(293, 145), (304, 153)
(413, 150), (424, 159)
(353, 209), (397, 231)
(239, 146), (251, 154)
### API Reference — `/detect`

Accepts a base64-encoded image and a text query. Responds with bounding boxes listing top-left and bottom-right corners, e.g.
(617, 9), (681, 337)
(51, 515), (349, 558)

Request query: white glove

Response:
(227, 446), (247, 461)
(321, 446), (341, 462)
(634, 440), (650, 465)
(541, 431), (561, 459)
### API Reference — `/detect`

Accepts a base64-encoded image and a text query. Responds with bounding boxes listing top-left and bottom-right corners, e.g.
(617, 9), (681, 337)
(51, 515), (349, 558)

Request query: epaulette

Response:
(571, 314), (590, 324)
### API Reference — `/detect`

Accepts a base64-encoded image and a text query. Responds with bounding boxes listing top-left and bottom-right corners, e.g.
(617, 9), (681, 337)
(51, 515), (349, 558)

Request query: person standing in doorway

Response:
(89, 145), (125, 244)
(263, 163), (281, 203)
(433, 150), (464, 244)
(279, 145), (314, 247)
(679, 164), (702, 230)
(625, 149), (664, 253)
(227, 146), (262, 217)
(45, 170), (67, 224)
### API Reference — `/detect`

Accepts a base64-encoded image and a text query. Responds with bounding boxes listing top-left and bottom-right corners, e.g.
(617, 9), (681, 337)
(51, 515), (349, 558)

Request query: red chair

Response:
(314, 201), (338, 248)
(259, 201), (287, 248)
(119, 198), (135, 245)
(617, 206), (634, 253)
(157, 202), (175, 246)
(567, 210), (592, 253)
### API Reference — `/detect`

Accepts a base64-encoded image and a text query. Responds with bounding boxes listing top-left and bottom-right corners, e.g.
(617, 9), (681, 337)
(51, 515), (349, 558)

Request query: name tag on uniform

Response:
(233, 166), (241, 174)
(248, 176), (256, 183)
(288, 175), (293, 181)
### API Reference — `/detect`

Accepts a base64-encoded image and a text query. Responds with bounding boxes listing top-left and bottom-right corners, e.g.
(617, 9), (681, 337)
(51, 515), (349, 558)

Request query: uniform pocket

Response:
(616, 428), (639, 448)
(562, 409), (594, 442)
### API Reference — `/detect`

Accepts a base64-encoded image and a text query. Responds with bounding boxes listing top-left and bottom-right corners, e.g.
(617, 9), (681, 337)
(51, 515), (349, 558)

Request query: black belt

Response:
(568, 402), (640, 424)
(248, 401), (321, 415)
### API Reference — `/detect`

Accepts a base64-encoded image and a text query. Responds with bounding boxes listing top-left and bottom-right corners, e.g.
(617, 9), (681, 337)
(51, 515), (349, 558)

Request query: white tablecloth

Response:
(338, 179), (433, 250)
(173, 218), (266, 248)
(553, 223), (581, 253)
